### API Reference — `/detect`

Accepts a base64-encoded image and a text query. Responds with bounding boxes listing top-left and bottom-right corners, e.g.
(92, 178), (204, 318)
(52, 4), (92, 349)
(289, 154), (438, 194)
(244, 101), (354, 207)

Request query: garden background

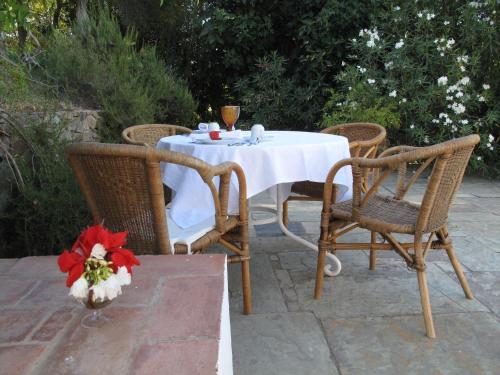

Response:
(0, 0), (498, 257)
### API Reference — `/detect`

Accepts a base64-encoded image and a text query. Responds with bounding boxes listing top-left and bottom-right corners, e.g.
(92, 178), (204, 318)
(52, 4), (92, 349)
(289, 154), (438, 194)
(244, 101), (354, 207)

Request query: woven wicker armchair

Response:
(122, 124), (192, 146)
(283, 123), (386, 238)
(314, 134), (480, 337)
(67, 142), (252, 314)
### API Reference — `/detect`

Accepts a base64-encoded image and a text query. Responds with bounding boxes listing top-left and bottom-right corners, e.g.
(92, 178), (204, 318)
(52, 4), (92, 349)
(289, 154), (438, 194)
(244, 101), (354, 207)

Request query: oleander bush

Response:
(323, 0), (499, 176)
(42, 5), (197, 140)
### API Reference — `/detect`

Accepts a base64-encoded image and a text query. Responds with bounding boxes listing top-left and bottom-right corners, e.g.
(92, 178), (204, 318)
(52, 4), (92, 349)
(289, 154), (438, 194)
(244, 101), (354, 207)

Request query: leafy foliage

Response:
(0, 113), (90, 258)
(324, 0), (499, 176)
(42, 5), (197, 140)
(236, 52), (319, 129)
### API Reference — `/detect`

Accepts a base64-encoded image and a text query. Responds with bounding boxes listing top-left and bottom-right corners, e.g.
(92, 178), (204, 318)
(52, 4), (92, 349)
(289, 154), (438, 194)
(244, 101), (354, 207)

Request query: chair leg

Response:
(437, 228), (473, 300)
(241, 256), (252, 314)
(314, 244), (328, 299)
(369, 231), (377, 270)
(417, 270), (436, 338)
(446, 246), (473, 299)
(283, 200), (289, 228)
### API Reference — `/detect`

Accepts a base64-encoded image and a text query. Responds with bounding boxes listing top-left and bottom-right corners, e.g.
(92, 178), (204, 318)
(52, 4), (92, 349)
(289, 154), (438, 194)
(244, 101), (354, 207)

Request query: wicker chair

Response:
(67, 142), (252, 314)
(314, 134), (480, 338)
(283, 123), (387, 252)
(122, 124), (192, 146)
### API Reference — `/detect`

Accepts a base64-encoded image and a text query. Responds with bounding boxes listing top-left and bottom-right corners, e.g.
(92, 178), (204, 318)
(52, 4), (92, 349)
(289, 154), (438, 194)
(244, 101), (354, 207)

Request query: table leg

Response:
(275, 188), (341, 277)
(248, 187), (341, 277)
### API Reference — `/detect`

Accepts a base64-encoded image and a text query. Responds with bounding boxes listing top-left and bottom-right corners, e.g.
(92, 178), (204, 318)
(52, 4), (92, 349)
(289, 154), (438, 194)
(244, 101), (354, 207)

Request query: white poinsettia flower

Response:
(116, 266), (131, 286)
(90, 282), (106, 302)
(69, 276), (89, 300)
(91, 243), (107, 259)
(91, 275), (123, 302)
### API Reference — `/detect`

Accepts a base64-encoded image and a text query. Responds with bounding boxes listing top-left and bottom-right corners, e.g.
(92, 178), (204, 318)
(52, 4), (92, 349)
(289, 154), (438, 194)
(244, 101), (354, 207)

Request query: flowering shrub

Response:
(323, 1), (499, 176)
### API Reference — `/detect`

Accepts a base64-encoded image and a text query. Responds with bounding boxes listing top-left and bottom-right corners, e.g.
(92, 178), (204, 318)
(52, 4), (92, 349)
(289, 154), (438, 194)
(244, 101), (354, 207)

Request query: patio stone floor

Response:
(224, 175), (500, 375)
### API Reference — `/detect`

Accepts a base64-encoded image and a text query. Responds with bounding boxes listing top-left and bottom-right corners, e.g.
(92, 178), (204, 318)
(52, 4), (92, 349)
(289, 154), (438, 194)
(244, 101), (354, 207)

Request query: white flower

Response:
(476, 156), (482, 161)
(394, 6), (400, 11)
(446, 96), (454, 101)
(432, 119), (440, 124)
(417, 12), (423, 18)
(489, 134), (494, 142)
(483, 84), (490, 90)
(446, 38), (455, 48)
(445, 117), (453, 125)
(451, 103), (466, 114)
(461, 119), (469, 125)
(69, 277), (89, 300)
(91, 243), (107, 259)
(357, 66), (367, 73)
(460, 76), (470, 85)
(399, 98), (407, 103)
(116, 266), (131, 286)
(91, 274), (123, 302)
(440, 52), (445, 57)
(446, 85), (458, 93)
(341, 61), (346, 66)
(348, 86), (352, 91)
(455, 91), (464, 98)
(352, 38), (357, 43)
(457, 55), (469, 63)
(367, 78), (376, 84)
(424, 136), (429, 144)
(460, 66), (466, 72)
(443, 20), (450, 25)
(437, 76), (448, 86)
(395, 39), (404, 49)
(439, 113), (448, 119)
(477, 95), (486, 102)
(367, 39), (376, 48)
(389, 90), (397, 97)
(452, 125), (457, 132)
(410, 124), (415, 129)
(385, 61), (394, 70)
(359, 29), (366, 37)
(427, 13), (435, 20)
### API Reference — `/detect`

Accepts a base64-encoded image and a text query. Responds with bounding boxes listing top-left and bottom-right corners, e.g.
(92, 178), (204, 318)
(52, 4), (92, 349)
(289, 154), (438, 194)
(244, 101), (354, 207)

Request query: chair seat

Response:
(291, 181), (337, 200)
(330, 194), (421, 234)
(172, 216), (240, 254)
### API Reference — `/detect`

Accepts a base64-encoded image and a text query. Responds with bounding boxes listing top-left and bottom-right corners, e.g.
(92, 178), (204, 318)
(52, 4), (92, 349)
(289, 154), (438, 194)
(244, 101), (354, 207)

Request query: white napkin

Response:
(189, 129), (242, 141)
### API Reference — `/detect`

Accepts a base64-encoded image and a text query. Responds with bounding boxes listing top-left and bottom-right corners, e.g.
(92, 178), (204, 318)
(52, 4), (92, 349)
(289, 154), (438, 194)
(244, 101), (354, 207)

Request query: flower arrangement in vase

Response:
(57, 225), (140, 327)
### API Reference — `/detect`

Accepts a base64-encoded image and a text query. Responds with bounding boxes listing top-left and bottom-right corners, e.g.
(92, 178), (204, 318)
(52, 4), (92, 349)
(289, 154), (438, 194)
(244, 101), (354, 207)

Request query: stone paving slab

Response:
(231, 312), (338, 375)
(321, 312), (500, 375)
(227, 252), (287, 314)
(460, 271), (500, 315)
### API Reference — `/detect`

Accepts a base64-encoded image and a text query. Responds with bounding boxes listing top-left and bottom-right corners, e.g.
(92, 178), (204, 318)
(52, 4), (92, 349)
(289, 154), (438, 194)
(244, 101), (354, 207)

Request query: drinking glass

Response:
(221, 106), (240, 132)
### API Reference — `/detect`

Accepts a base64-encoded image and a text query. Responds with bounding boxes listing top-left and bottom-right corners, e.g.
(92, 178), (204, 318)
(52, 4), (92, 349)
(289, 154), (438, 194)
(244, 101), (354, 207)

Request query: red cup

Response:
(209, 131), (221, 140)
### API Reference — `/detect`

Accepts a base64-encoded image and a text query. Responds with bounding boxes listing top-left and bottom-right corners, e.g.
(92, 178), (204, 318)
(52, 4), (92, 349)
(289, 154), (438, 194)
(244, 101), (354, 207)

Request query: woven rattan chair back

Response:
(67, 143), (170, 254)
(415, 139), (478, 233)
(122, 124), (192, 146)
(321, 122), (386, 157)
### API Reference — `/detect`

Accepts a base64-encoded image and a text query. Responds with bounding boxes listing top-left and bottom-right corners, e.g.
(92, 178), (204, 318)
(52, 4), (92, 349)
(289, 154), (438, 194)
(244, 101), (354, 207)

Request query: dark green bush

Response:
(0, 113), (90, 257)
(42, 6), (197, 140)
(236, 52), (319, 130)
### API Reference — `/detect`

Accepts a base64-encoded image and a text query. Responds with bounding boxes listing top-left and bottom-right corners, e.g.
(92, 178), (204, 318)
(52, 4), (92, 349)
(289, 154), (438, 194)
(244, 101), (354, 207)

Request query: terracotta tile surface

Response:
(0, 254), (227, 375)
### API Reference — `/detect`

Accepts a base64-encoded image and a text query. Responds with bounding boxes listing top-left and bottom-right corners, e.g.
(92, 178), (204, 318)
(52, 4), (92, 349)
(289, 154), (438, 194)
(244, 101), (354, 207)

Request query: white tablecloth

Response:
(157, 130), (352, 228)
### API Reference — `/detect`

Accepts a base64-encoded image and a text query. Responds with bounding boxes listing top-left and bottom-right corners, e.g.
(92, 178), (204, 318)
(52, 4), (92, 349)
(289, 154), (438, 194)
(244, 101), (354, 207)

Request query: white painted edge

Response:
(217, 256), (233, 375)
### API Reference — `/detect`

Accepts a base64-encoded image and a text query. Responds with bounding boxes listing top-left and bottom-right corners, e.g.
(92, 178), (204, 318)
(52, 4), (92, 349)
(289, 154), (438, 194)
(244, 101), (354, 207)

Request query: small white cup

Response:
(198, 122), (220, 132)
(208, 122), (220, 131)
(250, 124), (265, 142)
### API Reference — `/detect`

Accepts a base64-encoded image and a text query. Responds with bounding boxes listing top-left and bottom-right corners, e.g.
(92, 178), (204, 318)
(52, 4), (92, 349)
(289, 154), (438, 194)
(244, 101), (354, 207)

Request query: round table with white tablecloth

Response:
(157, 130), (353, 275)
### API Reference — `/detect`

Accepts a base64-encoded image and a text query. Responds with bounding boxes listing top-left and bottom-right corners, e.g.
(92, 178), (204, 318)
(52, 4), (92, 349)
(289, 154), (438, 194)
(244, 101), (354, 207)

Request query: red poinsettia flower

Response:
(57, 224), (140, 287)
